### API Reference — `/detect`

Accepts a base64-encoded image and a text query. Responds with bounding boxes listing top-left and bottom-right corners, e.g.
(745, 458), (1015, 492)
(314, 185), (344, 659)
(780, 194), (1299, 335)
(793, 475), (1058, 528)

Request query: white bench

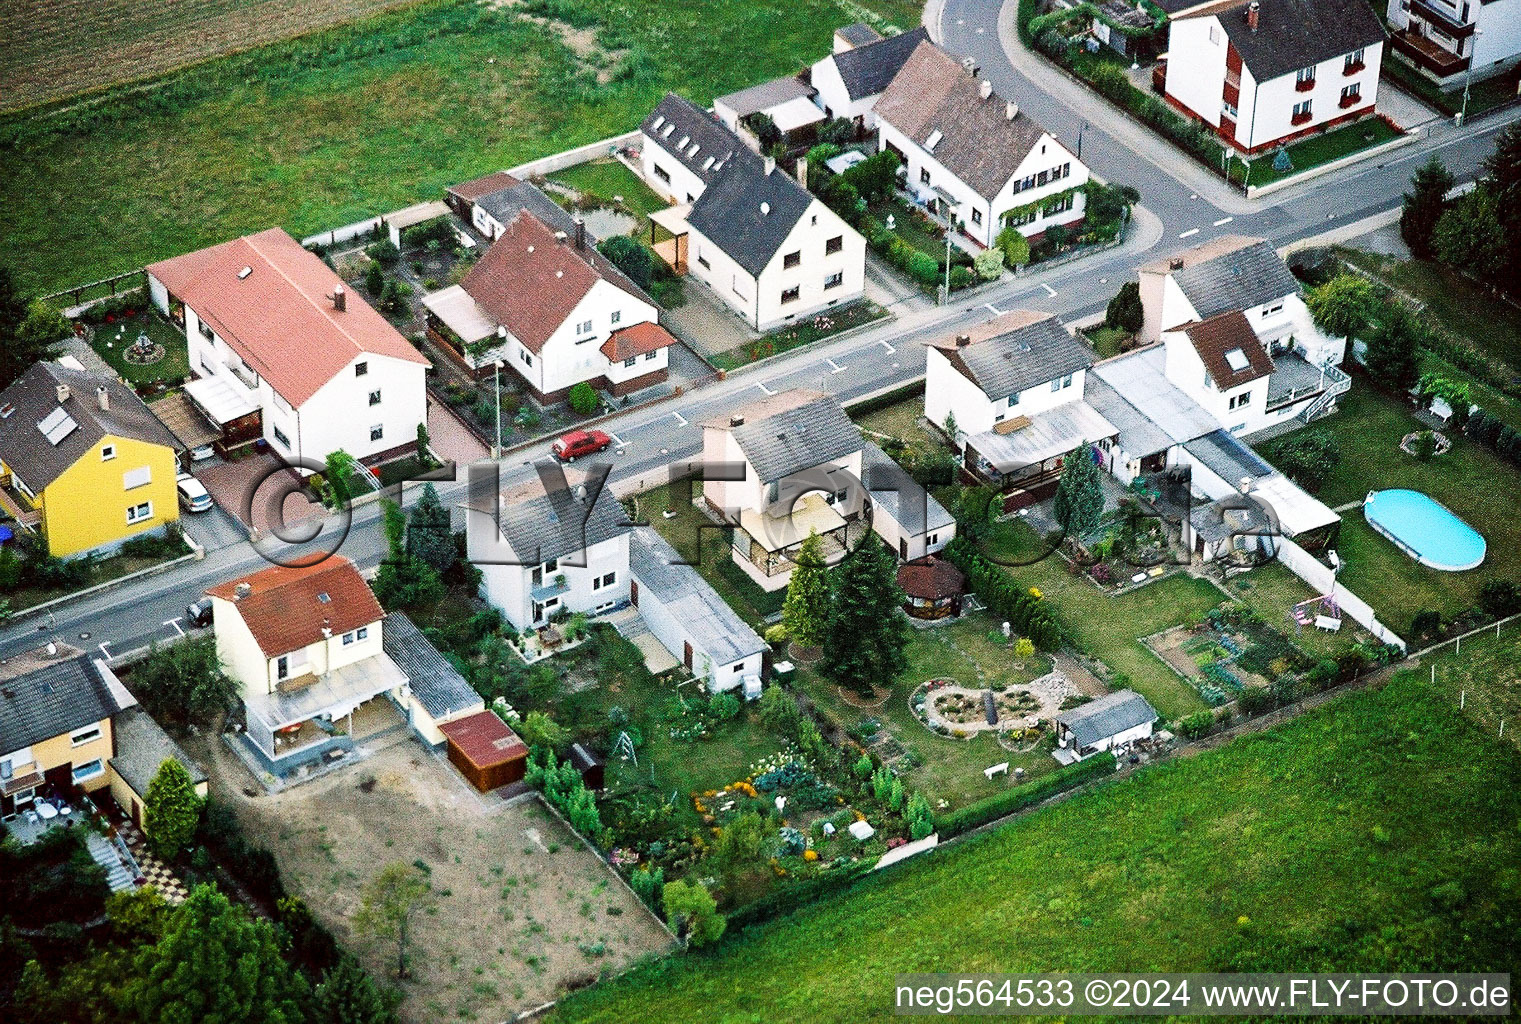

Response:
(984, 762), (1010, 780)
(1314, 615), (1343, 632)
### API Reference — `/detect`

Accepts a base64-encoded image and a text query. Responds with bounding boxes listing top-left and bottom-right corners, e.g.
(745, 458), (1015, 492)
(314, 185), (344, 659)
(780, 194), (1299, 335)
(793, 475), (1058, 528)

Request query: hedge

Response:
(935, 753), (1117, 837)
(728, 860), (879, 933)
(942, 536), (1064, 649)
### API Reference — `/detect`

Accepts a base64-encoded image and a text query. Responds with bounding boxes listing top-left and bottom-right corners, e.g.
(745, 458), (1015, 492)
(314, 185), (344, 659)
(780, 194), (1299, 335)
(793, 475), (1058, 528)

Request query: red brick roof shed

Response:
(438, 711), (528, 792)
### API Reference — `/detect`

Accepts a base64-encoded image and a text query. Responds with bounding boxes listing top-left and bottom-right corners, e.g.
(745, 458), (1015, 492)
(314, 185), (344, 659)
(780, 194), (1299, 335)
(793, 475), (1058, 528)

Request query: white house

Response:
(701, 389), (868, 590)
(640, 93), (749, 206)
(860, 441), (957, 562)
(467, 465), (634, 631)
(423, 210), (677, 403)
(1161, 0), (1386, 154)
(444, 170), (587, 243)
(809, 26), (930, 131)
(1385, 0), (1521, 88)
(1139, 236), (1349, 433)
(628, 527), (767, 692)
(206, 557), (407, 767)
(713, 77), (825, 139)
(1054, 689), (1158, 762)
(147, 228), (430, 468)
(875, 40), (1090, 249)
(925, 311), (1118, 510)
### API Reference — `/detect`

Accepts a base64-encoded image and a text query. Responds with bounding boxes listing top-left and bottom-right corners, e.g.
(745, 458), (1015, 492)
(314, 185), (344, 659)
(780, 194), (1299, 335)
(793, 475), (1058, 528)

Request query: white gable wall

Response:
(531, 280), (659, 396)
(810, 58), (881, 127)
(641, 136), (708, 205)
(475, 525), (631, 631)
(293, 353), (427, 465)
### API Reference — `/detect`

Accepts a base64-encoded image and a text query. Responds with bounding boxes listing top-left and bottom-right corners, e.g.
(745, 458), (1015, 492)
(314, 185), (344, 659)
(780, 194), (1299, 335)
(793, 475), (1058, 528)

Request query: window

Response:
(1229, 392), (1251, 410)
(811, 214), (818, 226)
(100, 444), (115, 461)
(273, 425), (290, 448)
(577, 320), (593, 335)
(610, 310), (621, 325)
(126, 501), (153, 525)
(825, 235), (843, 255)
(824, 271), (844, 290)
(1340, 83), (1361, 107)
(198, 320), (215, 341)
(521, 349), (533, 367)
(1050, 374), (1074, 392)
(1208, 23), (1221, 44)
(1061, 162), (1071, 178)
(342, 630), (355, 645)
(625, 357), (638, 368)
(368, 389), (382, 406)
(277, 655), (290, 680)
(543, 558), (559, 574)
(70, 726), (102, 747)
(645, 350), (658, 361)
(697, 253), (710, 270)
(1037, 169), (1049, 186)
(355, 361), (368, 377)
(357, 627), (368, 641)
(594, 571), (617, 590)
(1344, 48), (1364, 72)
(654, 163), (672, 184)
(780, 285), (801, 304)
(971, 208), (982, 225)
(1222, 100), (1239, 118)
(71, 759), (104, 784)
(1262, 301), (1284, 316)
(370, 424), (384, 441)
(1296, 66), (1316, 87)
(1009, 391), (1020, 406)
(123, 465), (152, 490)
(783, 250), (801, 269)
(919, 167), (931, 185)
(1292, 99), (1313, 122)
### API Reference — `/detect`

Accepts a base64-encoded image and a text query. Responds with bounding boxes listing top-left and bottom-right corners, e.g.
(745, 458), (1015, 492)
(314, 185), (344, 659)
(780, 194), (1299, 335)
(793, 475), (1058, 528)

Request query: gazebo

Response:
(896, 555), (965, 620)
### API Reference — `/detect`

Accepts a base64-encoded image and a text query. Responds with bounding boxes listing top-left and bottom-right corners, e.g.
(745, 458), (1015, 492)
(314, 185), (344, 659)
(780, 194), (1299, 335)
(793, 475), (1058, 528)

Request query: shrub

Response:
(1410, 608), (1442, 638)
(973, 247), (1005, 281)
(934, 754), (1116, 837)
(568, 380), (600, 416)
(1177, 711), (1214, 739)
(365, 240), (400, 267)
(597, 235), (654, 291)
(907, 252), (940, 285)
(1478, 580), (1521, 618)
(997, 226), (1031, 267)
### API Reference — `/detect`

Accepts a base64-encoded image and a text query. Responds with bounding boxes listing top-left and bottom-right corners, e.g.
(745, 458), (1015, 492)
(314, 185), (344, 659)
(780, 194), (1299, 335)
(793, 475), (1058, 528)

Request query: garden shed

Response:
(1055, 689), (1157, 762)
(896, 555), (965, 619)
(439, 711), (528, 792)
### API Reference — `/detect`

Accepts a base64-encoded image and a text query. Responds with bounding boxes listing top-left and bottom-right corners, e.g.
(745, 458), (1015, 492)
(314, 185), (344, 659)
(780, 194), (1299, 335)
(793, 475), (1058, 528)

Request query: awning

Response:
(1247, 473), (1341, 538)
(184, 375), (259, 427)
(422, 285), (497, 346)
(968, 401), (1119, 474)
(649, 204), (693, 237)
(242, 652), (408, 732)
(739, 492), (846, 553)
(768, 95), (827, 134)
(151, 390), (222, 449)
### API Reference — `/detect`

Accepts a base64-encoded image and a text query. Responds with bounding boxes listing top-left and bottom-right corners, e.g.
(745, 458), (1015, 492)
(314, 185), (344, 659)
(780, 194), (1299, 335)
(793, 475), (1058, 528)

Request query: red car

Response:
(552, 429), (613, 462)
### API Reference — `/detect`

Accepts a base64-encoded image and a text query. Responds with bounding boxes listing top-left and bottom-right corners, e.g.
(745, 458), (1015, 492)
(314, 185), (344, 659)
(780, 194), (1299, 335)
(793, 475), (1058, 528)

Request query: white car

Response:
(189, 443), (216, 462)
(176, 472), (213, 513)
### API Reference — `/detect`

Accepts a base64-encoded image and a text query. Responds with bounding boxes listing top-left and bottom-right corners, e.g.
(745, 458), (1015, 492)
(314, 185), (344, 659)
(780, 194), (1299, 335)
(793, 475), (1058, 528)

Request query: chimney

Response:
(763, 154), (776, 175)
(55, 383), (70, 404)
(795, 156), (809, 183)
(554, 229), (568, 244)
(235, 582), (251, 600)
(1005, 101), (1019, 120)
(955, 333), (971, 348)
(573, 214), (586, 250)
(1247, 0), (1260, 31)
(96, 385), (109, 412)
(730, 413), (746, 427)
(979, 79), (993, 100)
(330, 283), (346, 312)
(1169, 256), (1185, 271)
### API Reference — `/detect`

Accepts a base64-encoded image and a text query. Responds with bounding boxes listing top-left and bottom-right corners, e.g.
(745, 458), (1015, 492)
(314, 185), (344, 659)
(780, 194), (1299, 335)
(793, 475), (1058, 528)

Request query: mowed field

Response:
(549, 673), (1521, 1023)
(0, 0), (427, 112)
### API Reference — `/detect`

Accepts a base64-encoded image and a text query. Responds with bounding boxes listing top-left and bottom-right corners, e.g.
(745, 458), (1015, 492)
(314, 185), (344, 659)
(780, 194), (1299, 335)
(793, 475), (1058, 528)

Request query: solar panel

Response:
(37, 406), (78, 446)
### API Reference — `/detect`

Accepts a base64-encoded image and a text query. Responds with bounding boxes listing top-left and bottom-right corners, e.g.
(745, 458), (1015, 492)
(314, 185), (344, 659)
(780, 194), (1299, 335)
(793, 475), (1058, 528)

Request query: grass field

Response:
(1422, 625), (1521, 746)
(0, 0), (916, 298)
(546, 158), (666, 233)
(549, 672), (1521, 1022)
(1236, 118), (1405, 187)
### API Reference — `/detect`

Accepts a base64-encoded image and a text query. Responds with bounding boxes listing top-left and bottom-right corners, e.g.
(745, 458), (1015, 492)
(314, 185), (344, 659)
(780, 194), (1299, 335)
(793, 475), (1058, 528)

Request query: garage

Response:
(438, 711), (528, 793)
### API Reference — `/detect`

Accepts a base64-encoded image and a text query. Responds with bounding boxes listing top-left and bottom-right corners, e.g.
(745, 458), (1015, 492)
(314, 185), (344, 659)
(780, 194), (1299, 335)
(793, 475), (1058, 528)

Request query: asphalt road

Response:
(2, 5), (1516, 665)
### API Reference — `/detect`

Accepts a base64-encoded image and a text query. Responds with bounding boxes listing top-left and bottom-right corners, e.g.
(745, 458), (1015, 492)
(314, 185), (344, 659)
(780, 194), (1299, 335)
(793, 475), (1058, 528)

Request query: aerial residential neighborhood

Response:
(1, 1), (1518, 1022)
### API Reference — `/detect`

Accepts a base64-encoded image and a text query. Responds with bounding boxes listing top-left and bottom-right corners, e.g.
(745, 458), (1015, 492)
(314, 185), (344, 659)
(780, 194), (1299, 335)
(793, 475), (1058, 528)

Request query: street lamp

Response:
(492, 325), (507, 459)
(1457, 29), (1483, 127)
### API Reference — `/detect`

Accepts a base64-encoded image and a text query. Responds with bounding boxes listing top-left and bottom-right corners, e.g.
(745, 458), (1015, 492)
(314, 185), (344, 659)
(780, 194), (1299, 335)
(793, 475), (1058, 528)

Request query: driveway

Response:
(661, 279), (760, 360)
(195, 451), (325, 537)
(426, 398), (488, 466)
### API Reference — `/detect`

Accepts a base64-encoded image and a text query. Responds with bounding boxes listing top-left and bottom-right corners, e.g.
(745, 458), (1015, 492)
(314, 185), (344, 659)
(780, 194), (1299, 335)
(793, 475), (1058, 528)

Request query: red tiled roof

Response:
(460, 211), (641, 354)
(600, 321), (678, 362)
(447, 171), (520, 202)
(438, 711), (528, 769)
(1178, 310), (1274, 391)
(146, 228), (429, 408)
(896, 555), (965, 600)
(205, 556), (384, 658)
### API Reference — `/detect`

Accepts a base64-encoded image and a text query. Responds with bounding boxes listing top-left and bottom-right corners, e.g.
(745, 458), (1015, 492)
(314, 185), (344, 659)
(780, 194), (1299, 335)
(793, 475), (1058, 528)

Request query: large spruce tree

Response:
(819, 534), (908, 699)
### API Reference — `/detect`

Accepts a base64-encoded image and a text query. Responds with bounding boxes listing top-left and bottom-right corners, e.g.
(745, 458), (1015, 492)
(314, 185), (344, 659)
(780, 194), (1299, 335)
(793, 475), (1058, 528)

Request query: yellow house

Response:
(0, 362), (181, 558)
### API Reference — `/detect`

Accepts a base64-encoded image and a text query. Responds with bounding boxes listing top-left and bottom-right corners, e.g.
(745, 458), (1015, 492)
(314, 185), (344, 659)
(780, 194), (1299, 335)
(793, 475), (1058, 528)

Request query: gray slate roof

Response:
(641, 93), (748, 186)
(875, 40), (1054, 202)
(836, 22), (884, 47)
(0, 362), (180, 492)
(861, 441), (955, 536)
(474, 177), (582, 237)
(1197, 0), (1386, 82)
(717, 389), (863, 482)
(831, 26), (930, 101)
(686, 158), (816, 278)
(1082, 374), (1173, 458)
(1184, 429), (1273, 486)
(0, 654), (128, 754)
(715, 76), (816, 118)
(628, 528), (766, 666)
(1058, 688), (1158, 749)
(1170, 238), (1300, 320)
(935, 314), (1092, 402)
(476, 466), (634, 565)
(383, 613), (484, 721)
(108, 706), (207, 798)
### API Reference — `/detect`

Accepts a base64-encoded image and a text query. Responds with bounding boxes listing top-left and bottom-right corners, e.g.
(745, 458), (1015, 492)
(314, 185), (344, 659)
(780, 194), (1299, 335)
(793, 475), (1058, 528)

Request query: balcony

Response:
(1291, 110), (1314, 125)
(1391, 28), (1469, 77)
(1339, 91), (1362, 108)
(1409, 0), (1476, 37)
(1295, 76), (1316, 92)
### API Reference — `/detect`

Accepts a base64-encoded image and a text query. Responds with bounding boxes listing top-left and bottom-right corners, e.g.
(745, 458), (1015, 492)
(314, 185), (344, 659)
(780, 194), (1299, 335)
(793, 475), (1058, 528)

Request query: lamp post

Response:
(1077, 121), (1087, 160)
(491, 327), (507, 459)
(1457, 29), (1483, 127)
(942, 229), (952, 306)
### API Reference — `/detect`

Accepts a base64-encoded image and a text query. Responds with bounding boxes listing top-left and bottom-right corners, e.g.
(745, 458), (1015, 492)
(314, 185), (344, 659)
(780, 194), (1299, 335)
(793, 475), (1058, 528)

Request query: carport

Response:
(150, 390), (222, 453)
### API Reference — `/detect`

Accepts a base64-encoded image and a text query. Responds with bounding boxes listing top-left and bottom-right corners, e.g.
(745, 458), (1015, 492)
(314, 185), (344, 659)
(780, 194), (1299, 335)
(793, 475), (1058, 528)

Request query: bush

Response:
(597, 235), (654, 291)
(996, 226), (1031, 267)
(1478, 580), (1521, 618)
(935, 754), (1116, 837)
(907, 252), (940, 285)
(1177, 711), (1214, 739)
(568, 380), (600, 416)
(365, 240), (400, 267)
(1104, 281), (1143, 333)
(1410, 608), (1442, 638)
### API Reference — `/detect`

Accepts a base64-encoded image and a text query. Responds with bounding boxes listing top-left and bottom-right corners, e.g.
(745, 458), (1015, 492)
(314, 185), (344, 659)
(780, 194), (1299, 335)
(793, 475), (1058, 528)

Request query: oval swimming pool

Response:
(1363, 489), (1486, 572)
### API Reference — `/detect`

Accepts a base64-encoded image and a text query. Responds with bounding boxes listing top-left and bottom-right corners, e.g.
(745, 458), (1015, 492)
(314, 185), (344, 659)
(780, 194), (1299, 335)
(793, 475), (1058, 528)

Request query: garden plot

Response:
(1143, 603), (1312, 707)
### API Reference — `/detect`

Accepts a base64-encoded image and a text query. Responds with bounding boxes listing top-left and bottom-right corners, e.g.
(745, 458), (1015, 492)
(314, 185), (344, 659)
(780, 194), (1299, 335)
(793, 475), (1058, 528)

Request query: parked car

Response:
(185, 598), (213, 628)
(189, 443), (216, 462)
(176, 472), (213, 513)
(552, 429), (613, 462)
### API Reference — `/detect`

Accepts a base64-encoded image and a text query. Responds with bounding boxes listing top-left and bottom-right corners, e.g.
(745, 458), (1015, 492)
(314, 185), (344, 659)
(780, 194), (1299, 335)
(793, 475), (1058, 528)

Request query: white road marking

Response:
(1189, 193), (1198, 200)
(755, 381), (777, 396)
(1040, 283), (1057, 297)
(878, 339), (896, 355)
(826, 358), (846, 374)
(983, 302), (1003, 315)
(1213, 216), (1234, 226)
(98, 642), (113, 661)
(1179, 228), (1200, 238)
(607, 432), (625, 447)
(164, 619), (185, 637)
(670, 412), (688, 428)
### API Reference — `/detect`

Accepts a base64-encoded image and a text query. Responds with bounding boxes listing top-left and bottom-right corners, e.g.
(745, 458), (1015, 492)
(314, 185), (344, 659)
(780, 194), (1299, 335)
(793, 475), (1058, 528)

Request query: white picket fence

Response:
(1275, 537), (1407, 651)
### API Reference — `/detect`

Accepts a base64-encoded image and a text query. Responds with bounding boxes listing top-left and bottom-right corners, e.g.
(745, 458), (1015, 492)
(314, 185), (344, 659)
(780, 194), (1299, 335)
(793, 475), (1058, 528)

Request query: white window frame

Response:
(100, 444), (116, 461)
(370, 424), (384, 441)
(126, 501), (153, 525)
(70, 725), (102, 747)
(71, 759), (105, 784)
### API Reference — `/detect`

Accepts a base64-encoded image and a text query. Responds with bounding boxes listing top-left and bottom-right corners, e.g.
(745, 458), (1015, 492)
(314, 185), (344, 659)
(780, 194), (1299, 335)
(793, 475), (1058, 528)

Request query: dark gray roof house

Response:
(927, 311), (1092, 402)
(1149, 236), (1300, 320)
(471, 176), (582, 237)
(1058, 689), (1158, 750)
(0, 362), (180, 492)
(109, 706), (206, 798)
(714, 77), (817, 120)
(641, 93), (749, 187)
(0, 652), (133, 756)
(1179, 0), (1386, 82)
(628, 527), (766, 668)
(686, 157), (816, 278)
(830, 26), (930, 101)
(468, 466), (634, 565)
(710, 389), (862, 482)
(383, 613), (484, 723)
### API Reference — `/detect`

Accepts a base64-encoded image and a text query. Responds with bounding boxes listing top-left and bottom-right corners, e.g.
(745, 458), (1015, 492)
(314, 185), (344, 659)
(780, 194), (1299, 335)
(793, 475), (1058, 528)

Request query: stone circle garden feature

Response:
(911, 671), (1078, 739)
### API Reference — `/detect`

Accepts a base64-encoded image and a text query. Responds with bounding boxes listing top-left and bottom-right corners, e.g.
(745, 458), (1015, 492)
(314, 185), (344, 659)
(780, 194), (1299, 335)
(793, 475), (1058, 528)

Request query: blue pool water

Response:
(1363, 489), (1486, 572)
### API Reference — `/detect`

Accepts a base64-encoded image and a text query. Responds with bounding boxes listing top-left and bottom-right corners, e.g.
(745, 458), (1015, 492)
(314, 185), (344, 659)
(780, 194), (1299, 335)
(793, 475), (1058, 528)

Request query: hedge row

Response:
(942, 536), (1063, 650)
(729, 860), (879, 934)
(935, 753), (1117, 837)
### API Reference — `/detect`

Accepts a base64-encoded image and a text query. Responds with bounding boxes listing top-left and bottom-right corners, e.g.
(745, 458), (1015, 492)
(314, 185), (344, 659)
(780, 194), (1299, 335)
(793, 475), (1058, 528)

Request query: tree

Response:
(405, 483), (455, 574)
(518, 710), (567, 751)
(364, 262), (385, 296)
(758, 683), (800, 735)
(313, 956), (397, 1024)
(1305, 274), (1376, 343)
(840, 149), (900, 205)
(661, 879), (726, 947)
(747, 112), (781, 151)
(711, 811), (765, 868)
(568, 380), (600, 416)
(1266, 431), (1340, 493)
(996, 226), (1030, 269)
(355, 864), (433, 979)
(906, 791), (934, 840)
(323, 449), (359, 510)
(373, 500), (444, 611)
(596, 235), (654, 291)
(1481, 123), (1521, 289)
(782, 530), (831, 648)
(973, 246), (1005, 281)
(126, 885), (308, 1024)
(1104, 280), (1143, 334)
(415, 421), (430, 461)
(0, 268), (59, 390)
(1363, 302), (1422, 392)
(130, 636), (237, 728)
(820, 534), (910, 699)
(143, 759), (202, 862)
(1433, 188), (1508, 287)
(1052, 442), (1104, 540)
(1400, 157), (1455, 261)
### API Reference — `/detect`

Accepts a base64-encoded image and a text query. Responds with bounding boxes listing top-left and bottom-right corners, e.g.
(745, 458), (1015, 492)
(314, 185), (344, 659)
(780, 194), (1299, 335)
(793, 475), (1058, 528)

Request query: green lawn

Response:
(1236, 117), (1405, 187)
(550, 672), (1521, 1022)
(1082, 323), (1129, 359)
(1422, 625), (1521, 746)
(87, 309), (190, 384)
(1381, 59), (1520, 119)
(546, 158), (666, 233)
(0, 0), (914, 298)
(1261, 385), (1521, 628)
(1221, 561), (1366, 660)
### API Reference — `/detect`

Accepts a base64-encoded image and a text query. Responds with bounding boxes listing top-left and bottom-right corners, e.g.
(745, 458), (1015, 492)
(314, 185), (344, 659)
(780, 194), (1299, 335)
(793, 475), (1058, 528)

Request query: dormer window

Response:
(101, 444), (116, 461)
